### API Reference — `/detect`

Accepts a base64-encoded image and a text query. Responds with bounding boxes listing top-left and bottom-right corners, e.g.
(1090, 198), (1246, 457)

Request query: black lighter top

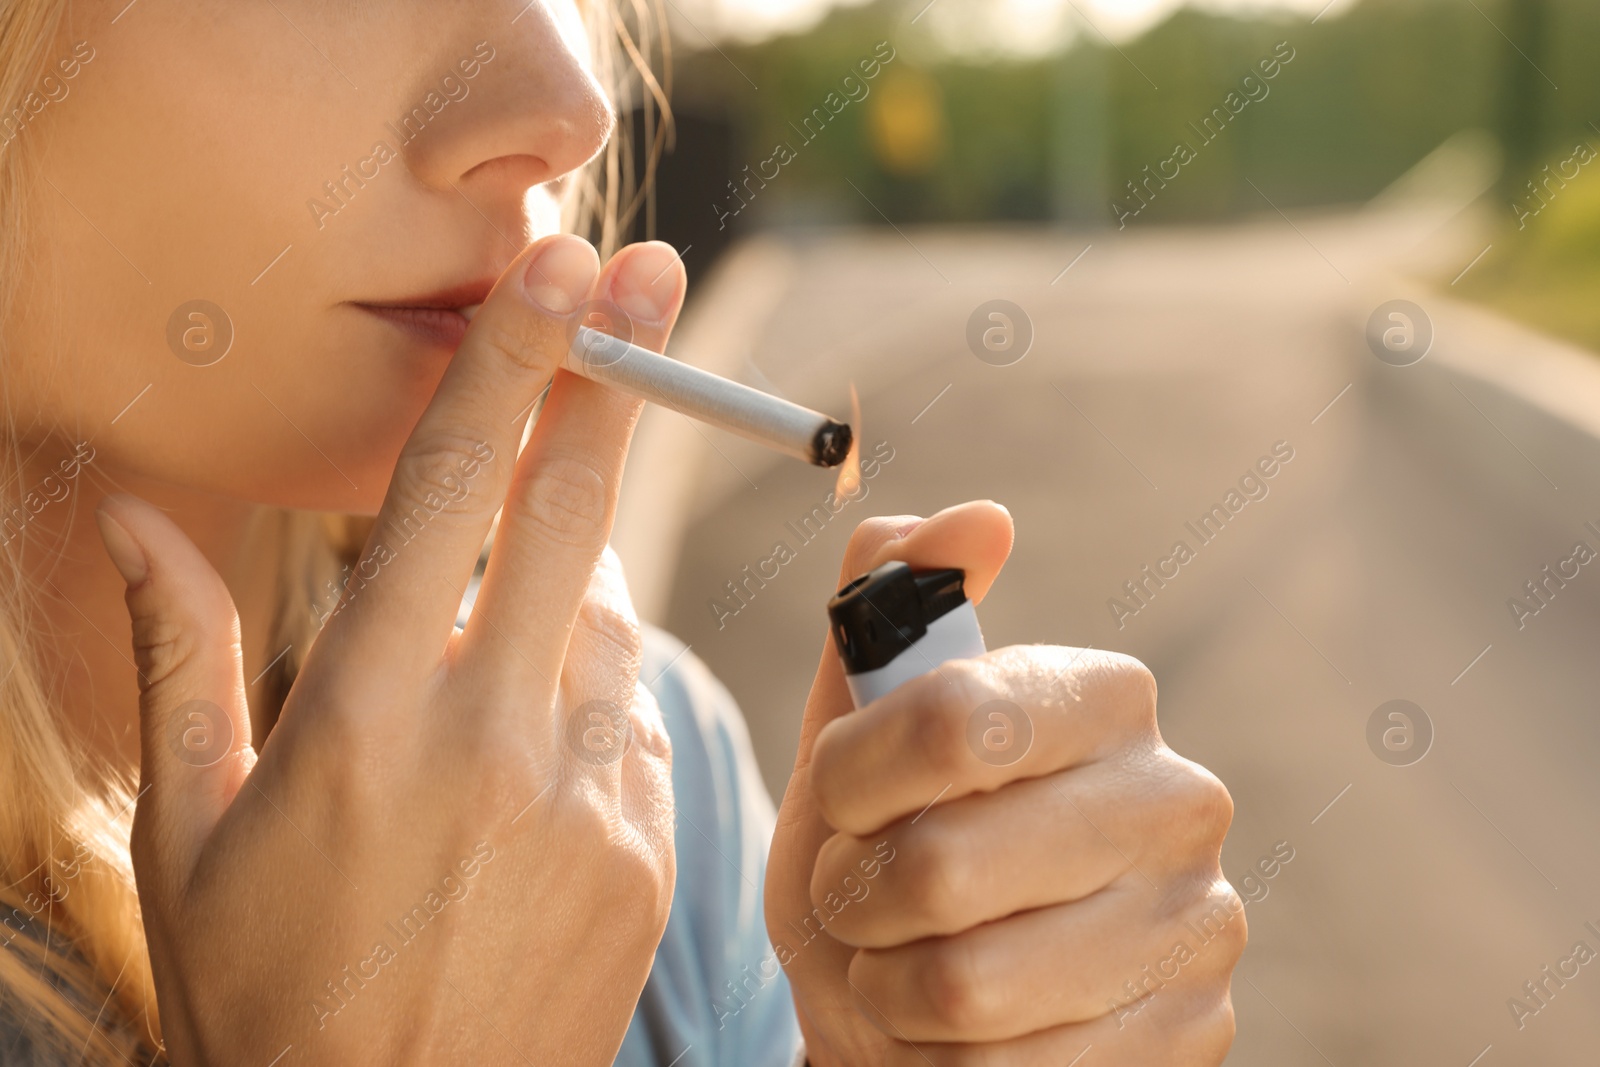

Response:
(827, 561), (970, 675)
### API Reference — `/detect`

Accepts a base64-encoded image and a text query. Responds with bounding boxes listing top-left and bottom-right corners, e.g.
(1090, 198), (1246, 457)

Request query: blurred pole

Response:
(1051, 42), (1111, 225)
(1495, 0), (1552, 198)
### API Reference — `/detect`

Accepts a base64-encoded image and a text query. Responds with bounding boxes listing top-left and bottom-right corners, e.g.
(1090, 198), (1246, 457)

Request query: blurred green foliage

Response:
(668, 0), (1600, 350)
(673, 0), (1595, 228)
(1460, 177), (1600, 351)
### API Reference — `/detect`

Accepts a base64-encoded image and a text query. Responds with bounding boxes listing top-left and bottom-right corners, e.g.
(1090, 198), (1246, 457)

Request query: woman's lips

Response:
(355, 303), (472, 350)
(354, 277), (495, 352)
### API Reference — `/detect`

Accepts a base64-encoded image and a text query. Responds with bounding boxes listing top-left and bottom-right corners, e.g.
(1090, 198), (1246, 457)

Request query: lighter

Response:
(827, 561), (988, 708)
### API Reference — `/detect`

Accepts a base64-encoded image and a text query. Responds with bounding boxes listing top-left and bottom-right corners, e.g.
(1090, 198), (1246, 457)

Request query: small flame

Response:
(834, 382), (862, 497)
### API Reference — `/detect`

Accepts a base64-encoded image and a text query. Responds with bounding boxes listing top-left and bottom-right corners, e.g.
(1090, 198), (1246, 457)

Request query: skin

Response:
(7, 0), (1242, 1063)
(767, 505), (1244, 1063)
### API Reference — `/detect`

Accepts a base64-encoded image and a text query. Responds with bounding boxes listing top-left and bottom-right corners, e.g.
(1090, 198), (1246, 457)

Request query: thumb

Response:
(94, 493), (253, 881)
(765, 499), (1015, 1006)
(792, 498), (1015, 775)
(771, 499), (1012, 849)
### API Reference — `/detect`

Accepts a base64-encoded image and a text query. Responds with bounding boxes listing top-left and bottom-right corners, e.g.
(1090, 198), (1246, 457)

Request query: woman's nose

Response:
(402, 2), (613, 209)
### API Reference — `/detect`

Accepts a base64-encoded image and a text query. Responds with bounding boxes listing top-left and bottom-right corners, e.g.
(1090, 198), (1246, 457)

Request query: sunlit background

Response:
(676, 0), (1356, 49)
(607, 0), (1600, 1062)
(618, 0), (1599, 350)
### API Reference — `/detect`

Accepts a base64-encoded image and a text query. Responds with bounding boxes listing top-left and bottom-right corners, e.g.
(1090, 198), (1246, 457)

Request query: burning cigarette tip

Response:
(814, 420), (854, 468)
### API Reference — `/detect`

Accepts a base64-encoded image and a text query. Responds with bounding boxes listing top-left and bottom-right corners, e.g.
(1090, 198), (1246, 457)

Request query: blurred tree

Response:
(1495, 0), (1555, 198)
(1051, 44), (1111, 224)
(662, 0), (1579, 233)
(651, 0), (1600, 353)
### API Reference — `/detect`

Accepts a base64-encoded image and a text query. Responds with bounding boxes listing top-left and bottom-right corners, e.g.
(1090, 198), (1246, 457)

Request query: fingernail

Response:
(610, 242), (684, 326)
(524, 236), (599, 315)
(95, 507), (148, 585)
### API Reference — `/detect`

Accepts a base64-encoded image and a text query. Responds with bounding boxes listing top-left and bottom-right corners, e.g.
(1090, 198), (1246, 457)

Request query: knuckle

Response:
(917, 941), (993, 1032)
(808, 835), (893, 941)
(582, 808), (674, 930)
(1204, 992), (1240, 1061)
(895, 827), (968, 929)
(628, 686), (672, 763)
(808, 835), (849, 909)
(1149, 755), (1234, 859)
(1111, 653), (1159, 730)
(1186, 767), (1235, 853)
(902, 698), (966, 782)
(808, 730), (855, 829)
(557, 790), (629, 865)
(565, 789), (614, 840)
(615, 832), (672, 901)
(1168, 878), (1247, 969)
(514, 451), (610, 548)
(1160, 989), (1238, 1064)
(1212, 883), (1249, 962)
(390, 433), (496, 527)
(1080, 650), (1157, 738)
(595, 543), (630, 589)
(576, 592), (642, 666)
(1035, 644), (1092, 703)
(906, 661), (990, 774)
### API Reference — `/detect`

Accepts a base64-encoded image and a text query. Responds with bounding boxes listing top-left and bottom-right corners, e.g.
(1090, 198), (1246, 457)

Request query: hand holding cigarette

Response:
(766, 501), (1245, 1064)
(100, 236), (686, 1064)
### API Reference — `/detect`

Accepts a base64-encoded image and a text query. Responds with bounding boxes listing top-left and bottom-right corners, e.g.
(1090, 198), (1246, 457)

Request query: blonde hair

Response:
(0, 1), (669, 1061)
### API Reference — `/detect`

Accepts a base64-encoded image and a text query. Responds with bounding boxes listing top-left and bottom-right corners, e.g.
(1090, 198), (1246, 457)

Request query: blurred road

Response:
(619, 205), (1600, 1064)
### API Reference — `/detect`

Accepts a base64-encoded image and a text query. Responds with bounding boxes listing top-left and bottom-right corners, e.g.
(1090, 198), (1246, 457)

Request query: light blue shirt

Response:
(615, 625), (804, 1067)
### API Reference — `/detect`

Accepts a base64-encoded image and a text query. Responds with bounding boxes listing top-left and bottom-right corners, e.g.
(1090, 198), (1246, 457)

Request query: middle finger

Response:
(459, 241), (686, 697)
(812, 759), (1177, 948)
(810, 645), (1162, 837)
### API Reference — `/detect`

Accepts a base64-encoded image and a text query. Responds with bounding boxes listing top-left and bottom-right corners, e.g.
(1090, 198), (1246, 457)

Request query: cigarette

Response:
(565, 327), (852, 468)
(459, 306), (853, 467)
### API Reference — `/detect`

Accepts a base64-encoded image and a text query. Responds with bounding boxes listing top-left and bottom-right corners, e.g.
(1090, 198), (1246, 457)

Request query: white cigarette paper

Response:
(565, 325), (853, 468)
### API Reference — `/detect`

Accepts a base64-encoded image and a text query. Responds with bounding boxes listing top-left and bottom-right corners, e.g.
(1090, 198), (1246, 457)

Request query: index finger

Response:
(811, 644), (1160, 836)
(325, 234), (600, 670)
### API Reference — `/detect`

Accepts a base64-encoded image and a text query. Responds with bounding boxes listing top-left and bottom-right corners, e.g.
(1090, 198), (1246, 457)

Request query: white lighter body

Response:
(844, 601), (987, 706)
(828, 562), (988, 709)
